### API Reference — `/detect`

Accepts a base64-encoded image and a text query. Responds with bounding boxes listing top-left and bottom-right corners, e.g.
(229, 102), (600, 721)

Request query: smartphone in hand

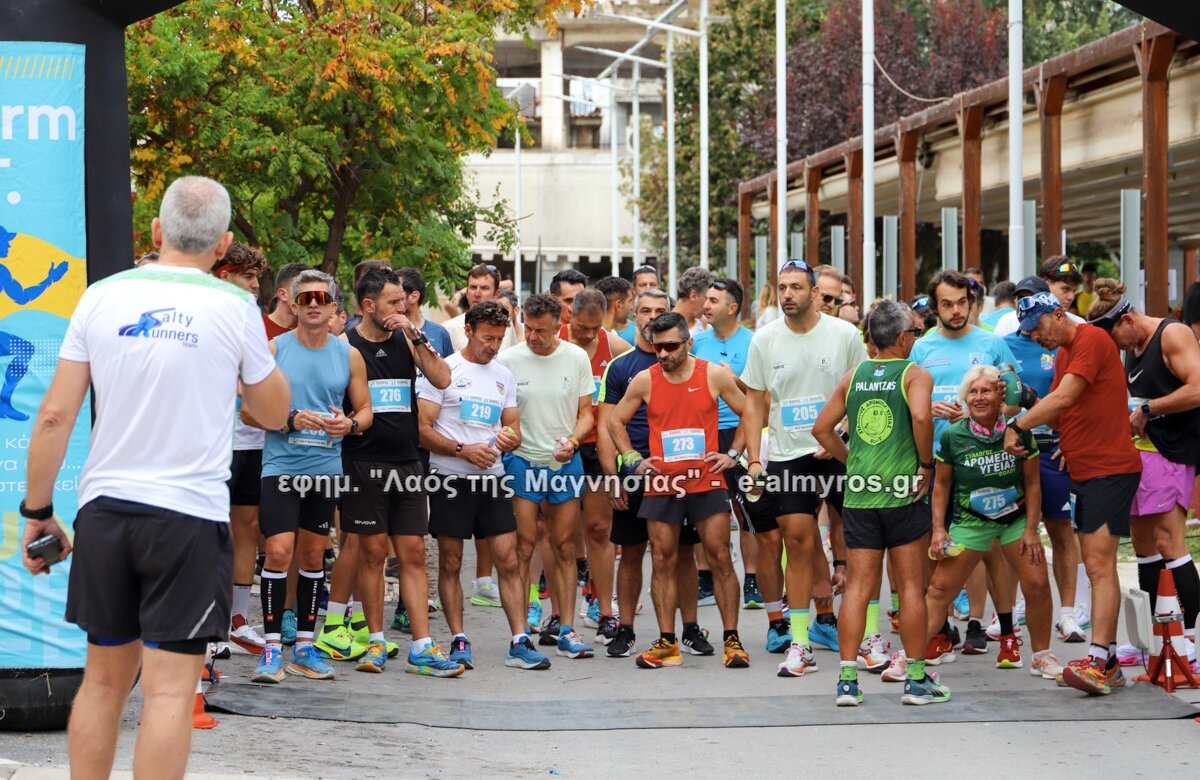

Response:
(27, 535), (65, 567)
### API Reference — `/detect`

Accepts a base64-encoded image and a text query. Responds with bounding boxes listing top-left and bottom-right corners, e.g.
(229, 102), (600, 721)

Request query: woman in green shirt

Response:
(924, 365), (1061, 681)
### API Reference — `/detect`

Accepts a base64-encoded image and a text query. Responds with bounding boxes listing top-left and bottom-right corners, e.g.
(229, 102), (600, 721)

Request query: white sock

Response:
(231, 584), (252, 621)
(454, 633), (467, 641)
(511, 633), (526, 645)
(1059, 606), (1074, 618)
(369, 632), (386, 644)
(412, 637), (433, 653)
(474, 576), (494, 589)
(1075, 563), (1091, 610)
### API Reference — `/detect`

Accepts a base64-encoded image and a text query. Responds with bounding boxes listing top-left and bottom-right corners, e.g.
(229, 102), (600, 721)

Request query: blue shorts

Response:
(1039, 449), (1072, 521)
(503, 451), (584, 505)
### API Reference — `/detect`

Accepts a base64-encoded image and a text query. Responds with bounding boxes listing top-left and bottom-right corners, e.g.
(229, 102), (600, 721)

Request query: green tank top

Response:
(845, 359), (919, 509)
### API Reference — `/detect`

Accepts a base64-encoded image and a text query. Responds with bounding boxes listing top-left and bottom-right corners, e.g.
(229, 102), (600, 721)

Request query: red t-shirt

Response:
(1050, 323), (1142, 482)
(262, 314), (291, 341)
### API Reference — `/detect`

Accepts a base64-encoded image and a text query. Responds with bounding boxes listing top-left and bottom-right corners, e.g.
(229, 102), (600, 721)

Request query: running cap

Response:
(1017, 292), (1062, 333)
(1014, 275), (1049, 296)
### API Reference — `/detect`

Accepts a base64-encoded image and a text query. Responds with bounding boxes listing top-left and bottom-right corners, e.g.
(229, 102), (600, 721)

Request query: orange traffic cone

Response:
(192, 679), (217, 730)
(1142, 569), (1198, 692)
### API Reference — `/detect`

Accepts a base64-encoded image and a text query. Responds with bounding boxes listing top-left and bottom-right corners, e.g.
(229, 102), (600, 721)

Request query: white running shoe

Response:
(777, 643), (818, 677)
(880, 651), (908, 682)
(229, 622), (266, 655)
(1031, 649), (1064, 680)
(857, 633), (891, 672)
(1055, 613), (1086, 643)
(986, 612), (1022, 641)
(1014, 599), (1026, 626)
(1074, 603), (1092, 630)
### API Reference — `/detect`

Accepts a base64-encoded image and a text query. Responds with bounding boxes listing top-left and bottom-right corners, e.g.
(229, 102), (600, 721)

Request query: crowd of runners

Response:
(23, 179), (1200, 737)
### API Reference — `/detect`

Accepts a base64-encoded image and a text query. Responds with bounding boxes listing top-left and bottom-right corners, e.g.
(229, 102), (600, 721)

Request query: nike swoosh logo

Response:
(1129, 370), (1143, 383)
(688, 387), (700, 392)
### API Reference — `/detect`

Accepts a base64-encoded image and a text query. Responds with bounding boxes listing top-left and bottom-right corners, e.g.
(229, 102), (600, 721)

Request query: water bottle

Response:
(928, 541), (966, 560)
(549, 437), (570, 471)
(1000, 366), (1022, 406)
(488, 425), (515, 451)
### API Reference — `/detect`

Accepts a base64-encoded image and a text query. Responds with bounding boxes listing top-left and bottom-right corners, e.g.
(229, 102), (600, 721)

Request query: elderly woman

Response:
(922, 365), (1061, 680)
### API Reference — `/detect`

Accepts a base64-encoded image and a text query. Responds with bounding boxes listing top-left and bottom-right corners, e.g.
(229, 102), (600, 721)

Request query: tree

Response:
(127, 0), (584, 291)
(1023, 0), (1139, 64)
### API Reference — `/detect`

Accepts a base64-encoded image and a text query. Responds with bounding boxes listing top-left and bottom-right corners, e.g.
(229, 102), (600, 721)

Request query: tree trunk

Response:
(322, 167), (357, 276)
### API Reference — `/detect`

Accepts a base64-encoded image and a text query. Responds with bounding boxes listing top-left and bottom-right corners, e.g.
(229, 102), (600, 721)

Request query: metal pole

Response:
(1007, 0), (1023, 282)
(633, 61), (641, 268)
(775, 0), (787, 267)
(610, 74), (620, 277)
(514, 118), (522, 298)
(699, 0), (710, 269)
(862, 0), (876, 304)
(667, 31), (677, 294)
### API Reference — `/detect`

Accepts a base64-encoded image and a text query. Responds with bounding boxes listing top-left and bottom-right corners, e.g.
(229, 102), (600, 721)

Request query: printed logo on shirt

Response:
(1040, 354), (1054, 371)
(873, 365), (886, 377)
(375, 348), (387, 358)
(117, 307), (198, 347)
(496, 381), (506, 395)
(968, 352), (985, 366)
(453, 377), (473, 390)
(922, 357), (950, 369)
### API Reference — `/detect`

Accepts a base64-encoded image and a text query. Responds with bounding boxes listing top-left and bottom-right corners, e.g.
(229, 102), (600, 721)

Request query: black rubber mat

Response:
(205, 682), (1198, 731)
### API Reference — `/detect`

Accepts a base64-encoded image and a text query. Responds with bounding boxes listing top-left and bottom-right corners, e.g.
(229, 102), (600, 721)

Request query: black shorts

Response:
(258, 475), (337, 538)
(754, 454), (845, 531)
(842, 502), (932, 551)
(578, 442), (604, 479)
(639, 489), (730, 526)
(427, 475), (516, 540)
(227, 449), (262, 507)
(66, 497), (232, 645)
(611, 481), (701, 547)
(1071, 472), (1140, 537)
(341, 458), (428, 536)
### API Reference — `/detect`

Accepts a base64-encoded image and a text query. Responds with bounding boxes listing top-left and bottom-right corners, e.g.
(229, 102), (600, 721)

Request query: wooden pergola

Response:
(736, 21), (1196, 316)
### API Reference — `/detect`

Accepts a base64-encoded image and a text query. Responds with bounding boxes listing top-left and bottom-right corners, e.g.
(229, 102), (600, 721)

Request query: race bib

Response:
(370, 378), (412, 414)
(968, 486), (1018, 520)
(288, 412), (335, 448)
(460, 393), (501, 429)
(592, 375), (602, 406)
(781, 395), (825, 433)
(661, 427), (704, 463)
(933, 384), (959, 403)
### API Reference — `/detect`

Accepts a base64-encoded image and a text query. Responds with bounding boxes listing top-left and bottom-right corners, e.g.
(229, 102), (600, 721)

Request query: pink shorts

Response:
(1130, 451), (1195, 517)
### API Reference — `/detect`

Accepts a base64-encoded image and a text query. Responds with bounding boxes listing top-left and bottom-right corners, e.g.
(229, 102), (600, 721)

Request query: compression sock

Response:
(865, 600), (880, 637)
(791, 609), (811, 648)
(1167, 554), (1200, 634)
(1137, 553), (1166, 613)
(296, 569), (325, 644)
(260, 569), (287, 645)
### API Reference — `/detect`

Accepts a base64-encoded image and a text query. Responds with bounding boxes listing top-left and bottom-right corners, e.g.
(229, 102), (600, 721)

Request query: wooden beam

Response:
(957, 103), (984, 271)
(1035, 74), (1068, 259)
(896, 129), (919, 301)
(844, 149), (863, 298)
(1138, 31), (1176, 317)
(738, 189), (752, 296)
(769, 177), (779, 290)
(805, 164), (822, 265)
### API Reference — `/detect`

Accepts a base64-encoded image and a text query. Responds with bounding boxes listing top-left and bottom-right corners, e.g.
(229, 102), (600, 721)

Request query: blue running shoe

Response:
(251, 646), (285, 683)
(901, 672), (951, 705)
(506, 636), (551, 669)
(766, 619), (792, 654)
(280, 609), (297, 646)
(287, 645), (335, 680)
(743, 577), (764, 610)
(836, 676), (863, 706)
(405, 643), (465, 677)
(355, 642), (387, 674)
(527, 600), (543, 634)
(584, 598), (601, 629)
(448, 636), (474, 670)
(952, 589), (970, 621)
(697, 584), (716, 607)
(556, 628), (595, 659)
(809, 620), (840, 652)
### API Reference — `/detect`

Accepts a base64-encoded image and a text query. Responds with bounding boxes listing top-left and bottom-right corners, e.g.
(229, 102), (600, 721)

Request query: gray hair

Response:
(158, 176), (231, 254)
(865, 299), (910, 349)
(292, 269), (338, 300)
(959, 365), (1002, 406)
(677, 266), (715, 300)
(634, 288), (670, 311)
(573, 288), (607, 317)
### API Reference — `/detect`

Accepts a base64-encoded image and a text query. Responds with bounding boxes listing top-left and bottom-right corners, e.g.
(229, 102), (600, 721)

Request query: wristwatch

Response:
(1140, 401), (1153, 418)
(19, 500), (53, 520)
(1008, 419), (1024, 436)
(284, 409), (298, 434)
(410, 331), (430, 348)
(726, 448), (739, 460)
(454, 442), (464, 457)
(349, 417), (360, 435)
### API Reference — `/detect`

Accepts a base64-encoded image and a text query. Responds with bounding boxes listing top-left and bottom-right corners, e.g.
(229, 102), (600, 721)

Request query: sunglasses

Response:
(911, 295), (929, 310)
(711, 280), (730, 291)
(652, 341), (686, 354)
(905, 327), (924, 337)
(297, 290), (334, 307)
(1055, 262), (1078, 275)
(779, 260), (816, 281)
(1017, 295), (1051, 312)
(821, 293), (844, 307)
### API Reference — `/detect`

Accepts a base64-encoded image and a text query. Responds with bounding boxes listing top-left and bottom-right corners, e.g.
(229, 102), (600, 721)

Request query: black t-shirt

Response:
(1182, 283), (1200, 325)
(342, 326), (420, 463)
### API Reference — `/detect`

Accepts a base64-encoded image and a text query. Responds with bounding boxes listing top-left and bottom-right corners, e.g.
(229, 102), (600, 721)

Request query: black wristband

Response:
(1008, 420), (1023, 437)
(919, 460), (934, 470)
(19, 500), (53, 520)
(832, 559), (847, 568)
(286, 409), (298, 433)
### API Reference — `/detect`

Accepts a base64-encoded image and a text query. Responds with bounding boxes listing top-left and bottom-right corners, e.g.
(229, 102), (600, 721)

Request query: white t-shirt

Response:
(445, 312), (519, 352)
(496, 340), (594, 464)
(992, 308), (1084, 338)
(59, 267), (276, 522)
(417, 351), (517, 476)
(741, 313), (868, 461)
(232, 400), (266, 451)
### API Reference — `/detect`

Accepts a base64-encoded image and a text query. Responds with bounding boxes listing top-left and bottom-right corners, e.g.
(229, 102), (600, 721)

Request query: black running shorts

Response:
(842, 501), (932, 551)
(427, 475), (516, 539)
(227, 449), (262, 507)
(1070, 472), (1139, 538)
(258, 475), (337, 538)
(341, 458), (428, 536)
(611, 480), (701, 547)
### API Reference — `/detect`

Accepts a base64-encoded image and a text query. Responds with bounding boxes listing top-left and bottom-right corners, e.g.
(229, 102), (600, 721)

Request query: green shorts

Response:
(948, 515), (1025, 552)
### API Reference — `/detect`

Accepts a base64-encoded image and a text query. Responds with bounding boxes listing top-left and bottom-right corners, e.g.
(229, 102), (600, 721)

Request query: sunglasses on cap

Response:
(297, 290), (335, 306)
(634, 265), (659, 275)
(711, 280), (730, 291)
(1054, 261), (1078, 275)
(779, 259), (816, 282)
(1086, 298), (1132, 333)
(821, 293), (844, 307)
(652, 340), (686, 354)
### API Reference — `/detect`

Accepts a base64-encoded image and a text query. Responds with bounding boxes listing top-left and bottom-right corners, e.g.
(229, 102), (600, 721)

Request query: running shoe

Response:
(538, 572), (548, 600)
(1055, 657), (1125, 689)
(901, 673), (950, 705)
(1062, 659), (1111, 695)
(577, 558), (590, 588)
(578, 596), (590, 620)
(392, 608), (411, 635)
(961, 621), (987, 655)
(287, 645), (335, 680)
(887, 608), (900, 634)
(1031, 649), (1064, 680)
(470, 580), (503, 608)
(925, 632), (956, 666)
(946, 623), (961, 649)
(777, 643), (818, 677)
(386, 641), (400, 659)
(251, 646), (285, 683)
(448, 636), (474, 670)
(995, 634), (1023, 669)
(346, 612), (369, 646)
(607, 625), (636, 658)
(880, 651), (908, 682)
(743, 578), (764, 609)
(809, 620), (840, 652)
(280, 609), (297, 646)
(596, 615), (620, 646)
(355, 642), (387, 674)
(723, 635), (750, 668)
(526, 600), (543, 634)
(315, 624), (361, 662)
(584, 598), (601, 629)
(681, 623), (715, 656)
(836, 675), (863, 706)
(858, 633), (891, 672)
(538, 615), (561, 647)
(697, 583), (716, 607)
(405, 643), (465, 677)
(985, 613), (1022, 641)
(1074, 604), (1092, 630)
(507, 636), (552, 670)
(766, 619), (792, 654)
(210, 642), (231, 660)
(1055, 613), (1086, 643)
(1115, 643), (1144, 667)
(1014, 599), (1026, 626)
(952, 589), (970, 621)
(557, 629), (594, 659)
(636, 637), (682, 669)
(229, 619), (265, 656)
(428, 596), (442, 613)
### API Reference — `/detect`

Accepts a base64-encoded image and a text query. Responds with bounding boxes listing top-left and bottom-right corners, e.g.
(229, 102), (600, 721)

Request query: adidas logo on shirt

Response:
(375, 348), (387, 358)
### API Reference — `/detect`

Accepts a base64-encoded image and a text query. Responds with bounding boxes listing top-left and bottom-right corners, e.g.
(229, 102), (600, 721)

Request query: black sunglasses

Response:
(652, 341), (685, 353)
(711, 280), (730, 291)
(821, 293), (844, 307)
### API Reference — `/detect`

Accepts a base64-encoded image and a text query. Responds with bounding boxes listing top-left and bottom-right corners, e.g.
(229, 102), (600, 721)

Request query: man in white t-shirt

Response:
(20, 176), (288, 779)
(418, 300), (550, 671)
(993, 260), (1085, 338)
(496, 294), (595, 659)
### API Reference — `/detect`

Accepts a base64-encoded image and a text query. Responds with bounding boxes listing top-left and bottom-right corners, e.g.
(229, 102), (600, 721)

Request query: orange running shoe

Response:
(723, 635), (750, 669)
(636, 637), (682, 669)
(925, 633), (957, 666)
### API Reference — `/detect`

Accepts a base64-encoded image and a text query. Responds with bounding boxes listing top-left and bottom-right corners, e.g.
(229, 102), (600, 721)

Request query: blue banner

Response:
(0, 42), (90, 669)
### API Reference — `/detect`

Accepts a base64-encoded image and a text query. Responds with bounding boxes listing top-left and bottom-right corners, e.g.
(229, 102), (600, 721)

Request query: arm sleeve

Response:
(58, 286), (95, 362)
(239, 300), (276, 385)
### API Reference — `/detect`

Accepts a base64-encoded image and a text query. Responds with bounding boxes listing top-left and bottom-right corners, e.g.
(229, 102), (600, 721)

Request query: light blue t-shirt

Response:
(692, 325), (753, 430)
(420, 319), (454, 358)
(1005, 330), (1059, 443)
(981, 307), (1013, 329)
(617, 320), (638, 345)
(909, 325), (1018, 452)
(263, 333), (351, 477)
